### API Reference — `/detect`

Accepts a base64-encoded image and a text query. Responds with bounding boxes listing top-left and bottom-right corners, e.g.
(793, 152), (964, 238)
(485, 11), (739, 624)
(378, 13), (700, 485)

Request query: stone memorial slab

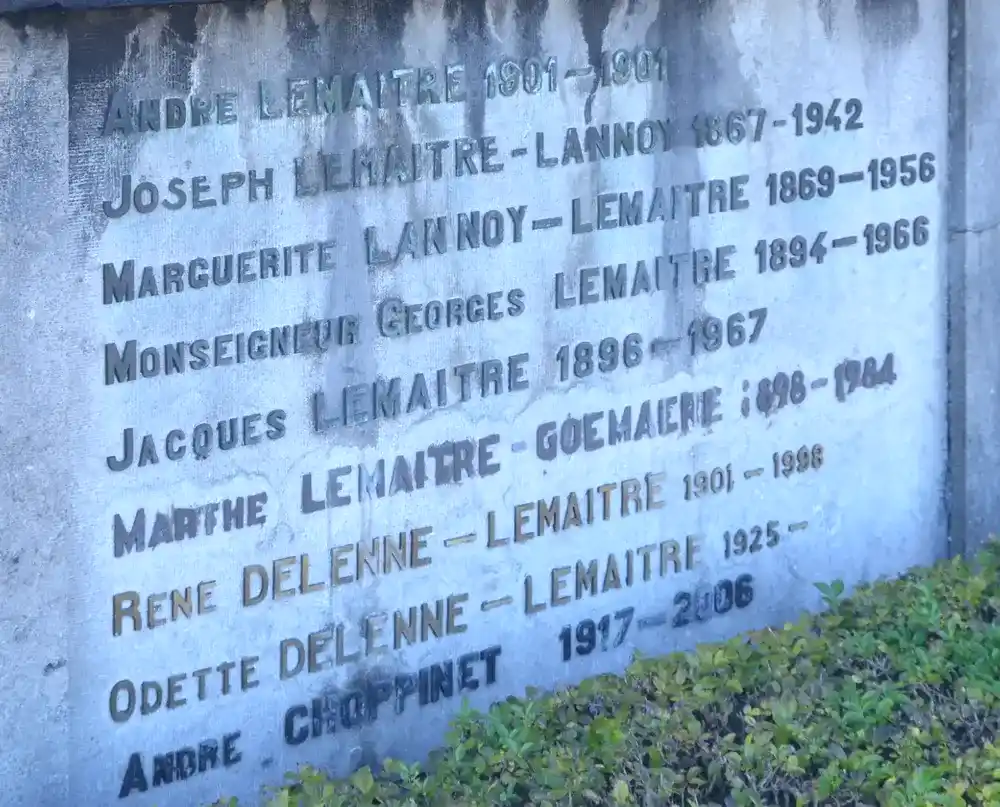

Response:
(0, 0), (957, 805)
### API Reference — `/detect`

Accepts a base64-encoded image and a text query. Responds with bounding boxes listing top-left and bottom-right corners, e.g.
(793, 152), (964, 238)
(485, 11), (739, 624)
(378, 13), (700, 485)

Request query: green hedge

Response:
(240, 542), (1000, 806)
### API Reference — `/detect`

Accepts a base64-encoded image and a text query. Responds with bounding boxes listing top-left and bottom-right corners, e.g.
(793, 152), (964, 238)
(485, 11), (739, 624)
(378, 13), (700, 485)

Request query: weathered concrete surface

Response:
(0, 0), (959, 805)
(947, 0), (1000, 559)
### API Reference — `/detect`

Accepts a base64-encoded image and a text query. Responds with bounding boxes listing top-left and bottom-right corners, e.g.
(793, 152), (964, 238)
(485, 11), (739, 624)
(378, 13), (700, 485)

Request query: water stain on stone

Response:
(165, 4), (197, 51)
(66, 9), (147, 248)
(444, 0), (487, 37)
(67, 6), (199, 251)
(818, 0), (835, 37)
(283, 0), (320, 49)
(0, 8), (65, 38)
(578, 0), (614, 76)
(577, 0), (614, 122)
(371, 0), (411, 47)
(445, 0), (491, 138)
(515, 0), (549, 57)
(856, 0), (919, 47)
(819, 0), (920, 47)
(66, 8), (136, 88)
(646, 0), (752, 385)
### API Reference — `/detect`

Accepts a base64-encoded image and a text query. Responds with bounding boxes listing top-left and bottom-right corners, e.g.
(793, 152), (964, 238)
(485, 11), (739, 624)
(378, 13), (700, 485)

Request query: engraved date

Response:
(555, 333), (643, 381)
(597, 47), (667, 86)
(867, 153), (936, 191)
(683, 464), (735, 501)
(723, 522), (781, 559)
(766, 166), (837, 206)
(672, 574), (754, 628)
(688, 308), (767, 355)
(745, 355), (896, 416)
(791, 98), (863, 136)
(754, 370), (808, 415)
(484, 56), (558, 99)
(863, 217), (930, 255)
(834, 353), (896, 402)
(691, 109), (767, 147)
(773, 444), (824, 478)
(559, 607), (634, 661)
(755, 233), (828, 273)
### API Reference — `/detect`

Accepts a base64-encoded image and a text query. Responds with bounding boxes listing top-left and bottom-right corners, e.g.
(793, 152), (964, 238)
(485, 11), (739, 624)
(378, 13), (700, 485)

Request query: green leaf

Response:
(350, 767), (375, 795)
(611, 779), (632, 805)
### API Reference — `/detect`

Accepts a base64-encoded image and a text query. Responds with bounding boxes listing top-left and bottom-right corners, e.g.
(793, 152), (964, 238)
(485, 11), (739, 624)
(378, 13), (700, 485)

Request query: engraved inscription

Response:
(670, 575), (755, 628)
(523, 536), (700, 614)
(558, 608), (635, 661)
(242, 527), (433, 603)
(282, 645), (501, 747)
(104, 321), (356, 386)
(377, 289), (525, 339)
(554, 247), (736, 309)
(103, 171), (274, 219)
(85, 38), (934, 804)
(102, 241), (336, 304)
(113, 492), (267, 558)
(103, 90), (239, 136)
(278, 593), (470, 668)
(312, 356), (529, 431)
(535, 391), (723, 461)
(486, 472), (666, 547)
(301, 435), (501, 512)
(571, 177), (750, 233)
(259, 64), (468, 120)
(296, 136), (503, 197)
(109, 658), (261, 723)
(365, 205), (526, 266)
(117, 731), (242, 799)
(112, 581), (217, 636)
(106, 410), (286, 471)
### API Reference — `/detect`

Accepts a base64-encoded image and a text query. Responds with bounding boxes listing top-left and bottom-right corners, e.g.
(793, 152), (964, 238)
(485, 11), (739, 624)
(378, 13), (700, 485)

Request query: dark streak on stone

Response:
(164, 5), (199, 78)
(66, 9), (147, 244)
(165, 4), (197, 49)
(818, 0), (921, 46)
(372, 0), (410, 47)
(855, 0), (920, 47)
(515, 0), (549, 57)
(66, 3), (199, 252)
(578, 0), (614, 123)
(293, 0), (412, 453)
(579, 0), (613, 77)
(445, 0), (487, 37)
(338, 664), (399, 775)
(646, 0), (747, 385)
(577, 0), (674, 121)
(445, 0), (492, 138)
(283, 0), (319, 51)
(66, 8), (133, 85)
(0, 8), (65, 37)
(43, 658), (67, 675)
(652, 0), (732, 117)
(1, 0), (201, 12)
(225, 0), (253, 23)
(818, 0), (835, 38)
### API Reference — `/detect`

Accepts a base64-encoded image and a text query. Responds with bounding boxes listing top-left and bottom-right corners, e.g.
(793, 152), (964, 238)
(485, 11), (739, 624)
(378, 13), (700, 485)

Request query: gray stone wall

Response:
(0, 0), (979, 805)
